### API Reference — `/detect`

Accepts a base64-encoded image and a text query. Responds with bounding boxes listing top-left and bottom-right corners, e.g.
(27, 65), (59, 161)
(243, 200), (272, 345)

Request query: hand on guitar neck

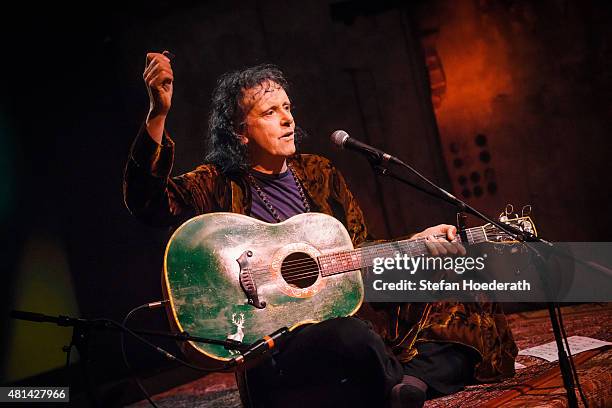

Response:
(411, 224), (466, 257)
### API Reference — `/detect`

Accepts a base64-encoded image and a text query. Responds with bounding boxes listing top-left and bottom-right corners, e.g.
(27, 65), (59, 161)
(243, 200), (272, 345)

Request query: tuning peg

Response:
(521, 205), (532, 217)
(517, 219), (534, 234)
(500, 204), (519, 222)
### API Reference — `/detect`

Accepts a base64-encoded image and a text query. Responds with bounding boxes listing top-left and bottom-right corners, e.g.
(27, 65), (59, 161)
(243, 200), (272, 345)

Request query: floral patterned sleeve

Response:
(123, 127), (217, 227)
(327, 163), (370, 247)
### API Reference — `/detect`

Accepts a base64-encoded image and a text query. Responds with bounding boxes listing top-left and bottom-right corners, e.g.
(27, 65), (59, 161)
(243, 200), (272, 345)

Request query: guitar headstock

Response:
(483, 204), (537, 243)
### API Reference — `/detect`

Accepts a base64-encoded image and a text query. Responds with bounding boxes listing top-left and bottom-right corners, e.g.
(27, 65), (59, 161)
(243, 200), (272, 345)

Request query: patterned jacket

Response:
(124, 130), (518, 382)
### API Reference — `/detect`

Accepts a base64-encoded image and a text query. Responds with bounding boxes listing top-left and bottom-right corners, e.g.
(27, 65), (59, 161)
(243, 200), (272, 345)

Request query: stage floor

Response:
(129, 303), (612, 407)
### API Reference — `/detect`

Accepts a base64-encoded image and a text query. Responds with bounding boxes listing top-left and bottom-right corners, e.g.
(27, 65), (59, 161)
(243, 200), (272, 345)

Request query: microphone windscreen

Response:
(330, 130), (349, 148)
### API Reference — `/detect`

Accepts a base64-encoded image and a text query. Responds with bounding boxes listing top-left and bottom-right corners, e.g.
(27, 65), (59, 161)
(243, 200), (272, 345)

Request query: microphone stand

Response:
(365, 154), (584, 408)
(10, 310), (250, 407)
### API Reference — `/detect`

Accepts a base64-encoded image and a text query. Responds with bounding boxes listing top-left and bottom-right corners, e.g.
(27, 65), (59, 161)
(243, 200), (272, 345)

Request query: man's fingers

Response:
(426, 236), (449, 256)
(416, 225), (468, 258)
(446, 226), (467, 255)
(144, 68), (172, 84)
(145, 53), (171, 74)
(145, 71), (174, 89)
(145, 52), (167, 67)
(144, 69), (157, 85)
(437, 238), (466, 256)
(145, 67), (174, 85)
(426, 236), (467, 256)
(458, 243), (466, 256)
(424, 240), (440, 257)
(144, 59), (172, 78)
(434, 241), (449, 255)
(146, 52), (170, 64)
(143, 59), (159, 79)
(145, 75), (172, 94)
(143, 52), (174, 117)
(446, 226), (457, 241)
(441, 240), (458, 255)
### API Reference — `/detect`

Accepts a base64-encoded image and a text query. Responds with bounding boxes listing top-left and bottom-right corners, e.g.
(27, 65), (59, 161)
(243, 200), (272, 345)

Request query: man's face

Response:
(239, 81), (296, 164)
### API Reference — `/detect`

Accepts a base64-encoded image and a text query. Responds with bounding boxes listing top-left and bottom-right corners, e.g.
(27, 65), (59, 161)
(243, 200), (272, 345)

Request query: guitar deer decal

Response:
(227, 313), (246, 343)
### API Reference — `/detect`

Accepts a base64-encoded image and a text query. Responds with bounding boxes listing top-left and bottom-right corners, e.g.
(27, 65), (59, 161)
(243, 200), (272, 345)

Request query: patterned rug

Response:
(130, 303), (612, 407)
(426, 303), (612, 407)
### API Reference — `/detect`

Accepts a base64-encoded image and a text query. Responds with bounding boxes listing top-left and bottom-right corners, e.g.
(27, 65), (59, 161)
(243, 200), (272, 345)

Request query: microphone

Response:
(330, 130), (403, 165)
(11, 310), (54, 323)
(230, 327), (290, 367)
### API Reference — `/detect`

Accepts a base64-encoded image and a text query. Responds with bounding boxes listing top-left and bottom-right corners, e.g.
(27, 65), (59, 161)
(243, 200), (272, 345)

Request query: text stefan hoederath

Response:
(369, 254), (532, 295)
(371, 254), (486, 275)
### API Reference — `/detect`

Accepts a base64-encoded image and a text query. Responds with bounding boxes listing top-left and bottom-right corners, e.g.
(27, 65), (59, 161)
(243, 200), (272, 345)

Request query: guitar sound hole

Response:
(281, 252), (319, 289)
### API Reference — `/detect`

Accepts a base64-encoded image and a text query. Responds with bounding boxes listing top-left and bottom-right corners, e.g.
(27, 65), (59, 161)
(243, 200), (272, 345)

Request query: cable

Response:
(64, 344), (72, 390)
(65, 346), (72, 368)
(121, 303), (159, 408)
(118, 301), (235, 407)
(114, 316), (233, 371)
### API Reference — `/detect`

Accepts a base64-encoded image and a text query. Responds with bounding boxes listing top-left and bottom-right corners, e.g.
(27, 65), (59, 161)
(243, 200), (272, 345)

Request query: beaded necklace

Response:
(247, 164), (311, 222)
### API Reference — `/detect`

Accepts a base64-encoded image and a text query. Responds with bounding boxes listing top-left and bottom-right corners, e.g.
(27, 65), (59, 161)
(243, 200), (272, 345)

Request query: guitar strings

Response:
(254, 238), (507, 285)
(252, 225), (500, 274)
(276, 233), (511, 283)
(278, 237), (506, 284)
(247, 229), (492, 283)
(249, 230), (490, 280)
(248, 236), (431, 277)
(295, 233), (519, 283)
(264, 228), (490, 275)
(250, 227), (515, 285)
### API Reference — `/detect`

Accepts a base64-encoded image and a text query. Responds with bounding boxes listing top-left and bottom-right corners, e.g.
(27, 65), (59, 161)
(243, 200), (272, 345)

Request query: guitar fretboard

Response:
(317, 226), (489, 277)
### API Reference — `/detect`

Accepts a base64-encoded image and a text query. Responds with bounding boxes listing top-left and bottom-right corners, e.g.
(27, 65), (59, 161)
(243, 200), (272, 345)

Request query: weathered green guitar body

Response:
(163, 212), (363, 364)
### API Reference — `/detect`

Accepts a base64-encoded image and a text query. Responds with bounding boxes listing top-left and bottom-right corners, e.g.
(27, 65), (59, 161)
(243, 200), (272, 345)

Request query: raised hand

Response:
(143, 51), (174, 143)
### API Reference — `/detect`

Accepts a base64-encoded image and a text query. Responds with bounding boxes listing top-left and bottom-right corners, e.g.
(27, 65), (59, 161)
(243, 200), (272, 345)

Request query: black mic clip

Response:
(230, 327), (290, 367)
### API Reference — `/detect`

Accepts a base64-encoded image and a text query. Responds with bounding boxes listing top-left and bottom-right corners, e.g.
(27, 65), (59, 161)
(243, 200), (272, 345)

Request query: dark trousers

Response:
(244, 317), (404, 408)
(403, 341), (476, 397)
(243, 317), (475, 407)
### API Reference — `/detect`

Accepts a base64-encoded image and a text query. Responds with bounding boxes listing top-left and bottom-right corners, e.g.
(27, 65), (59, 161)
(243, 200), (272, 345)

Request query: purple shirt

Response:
(248, 169), (307, 223)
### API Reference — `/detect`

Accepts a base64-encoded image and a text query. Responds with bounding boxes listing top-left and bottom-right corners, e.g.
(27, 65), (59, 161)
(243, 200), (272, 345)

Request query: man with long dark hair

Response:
(124, 52), (517, 407)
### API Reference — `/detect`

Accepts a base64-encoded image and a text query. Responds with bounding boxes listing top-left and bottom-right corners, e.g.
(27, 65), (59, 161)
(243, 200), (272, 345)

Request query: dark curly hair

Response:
(204, 64), (305, 175)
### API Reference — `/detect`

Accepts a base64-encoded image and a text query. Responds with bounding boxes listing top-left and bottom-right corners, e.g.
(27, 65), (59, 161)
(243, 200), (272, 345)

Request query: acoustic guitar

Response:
(162, 211), (535, 366)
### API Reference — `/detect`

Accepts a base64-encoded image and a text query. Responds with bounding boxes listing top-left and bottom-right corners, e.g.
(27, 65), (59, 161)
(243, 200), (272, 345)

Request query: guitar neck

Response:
(317, 226), (488, 277)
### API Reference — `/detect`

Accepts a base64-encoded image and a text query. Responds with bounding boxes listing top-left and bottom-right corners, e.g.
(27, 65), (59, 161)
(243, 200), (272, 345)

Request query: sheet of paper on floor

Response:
(518, 336), (612, 362)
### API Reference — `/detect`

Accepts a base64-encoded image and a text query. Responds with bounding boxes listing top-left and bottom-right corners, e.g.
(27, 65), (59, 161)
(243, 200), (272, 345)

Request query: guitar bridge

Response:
(236, 250), (266, 309)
